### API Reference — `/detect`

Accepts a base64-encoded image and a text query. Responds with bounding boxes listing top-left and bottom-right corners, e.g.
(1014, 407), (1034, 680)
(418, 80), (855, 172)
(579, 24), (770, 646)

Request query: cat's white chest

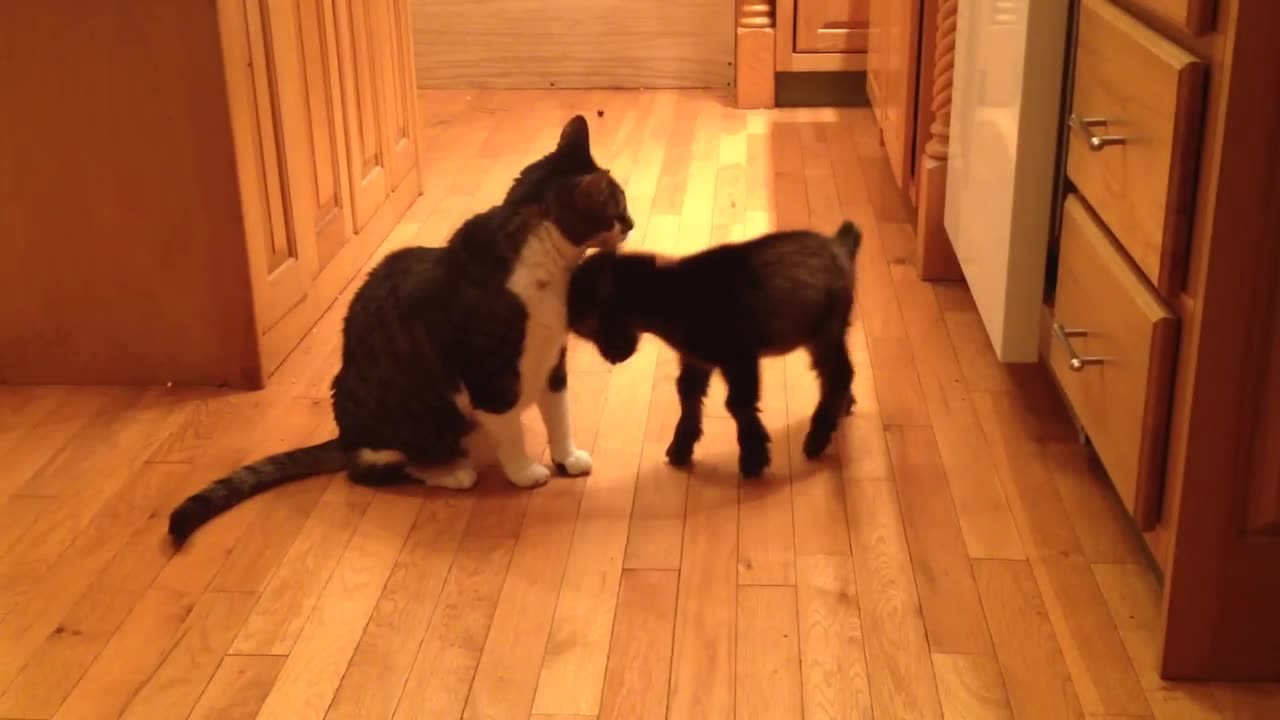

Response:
(506, 223), (577, 408)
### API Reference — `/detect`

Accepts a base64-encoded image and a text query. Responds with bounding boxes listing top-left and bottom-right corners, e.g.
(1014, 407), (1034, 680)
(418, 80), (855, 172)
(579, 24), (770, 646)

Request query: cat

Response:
(167, 115), (633, 547)
(567, 221), (861, 477)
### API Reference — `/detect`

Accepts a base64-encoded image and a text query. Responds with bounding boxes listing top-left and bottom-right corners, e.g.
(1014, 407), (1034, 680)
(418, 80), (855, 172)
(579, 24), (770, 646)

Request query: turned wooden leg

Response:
(915, 0), (964, 281)
(736, 2), (775, 109)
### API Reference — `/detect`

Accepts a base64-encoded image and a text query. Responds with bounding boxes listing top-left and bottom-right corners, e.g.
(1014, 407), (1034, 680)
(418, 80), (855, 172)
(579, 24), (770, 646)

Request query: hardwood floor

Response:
(1, 89), (1277, 719)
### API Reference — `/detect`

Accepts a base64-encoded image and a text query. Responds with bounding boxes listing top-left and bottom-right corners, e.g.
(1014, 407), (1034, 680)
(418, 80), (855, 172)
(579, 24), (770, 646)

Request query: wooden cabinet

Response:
(734, 0), (872, 109)
(0, 0), (422, 388)
(866, 0), (922, 191)
(1040, 0), (1280, 680)
(1065, 0), (1206, 294)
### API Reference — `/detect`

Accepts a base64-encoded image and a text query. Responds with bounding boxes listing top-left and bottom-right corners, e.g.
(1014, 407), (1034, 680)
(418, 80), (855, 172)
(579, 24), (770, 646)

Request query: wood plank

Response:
(846, 481), (942, 720)
(865, 333), (930, 426)
(975, 392), (1150, 715)
(795, 555), (874, 719)
(531, 329), (659, 716)
(598, 570), (679, 720)
(255, 493), (422, 720)
(0, 465), (217, 717)
(51, 590), (256, 720)
(917, 373), (1024, 560)
(1091, 562), (1233, 717)
(228, 479), (376, 655)
(624, 343), (689, 570)
(668, 417), (739, 720)
(0, 388), (126, 501)
(786, 350), (851, 557)
(119, 591), (260, 720)
(188, 655), (286, 720)
(885, 425), (991, 654)
(391, 488), (529, 720)
(325, 495), (473, 720)
(1046, 443), (1148, 564)
(972, 559), (1084, 720)
(466, 478), (585, 720)
(738, 357), (796, 585)
(943, 308), (1015, 393)
(736, 585), (804, 720)
(931, 652), (1015, 720)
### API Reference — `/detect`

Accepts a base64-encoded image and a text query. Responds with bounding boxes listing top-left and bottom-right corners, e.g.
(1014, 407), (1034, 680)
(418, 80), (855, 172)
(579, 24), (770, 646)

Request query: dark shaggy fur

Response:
(569, 222), (862, 477)
(168, 115), (632, 548)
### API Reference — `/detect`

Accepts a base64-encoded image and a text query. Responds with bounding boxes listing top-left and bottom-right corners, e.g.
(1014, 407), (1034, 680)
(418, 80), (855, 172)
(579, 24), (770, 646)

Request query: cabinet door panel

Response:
(240, 0), (314, 330)
(296, 0), (355, 270)
(370, 0), (416, 187)
(334, 0), (389, 230)
(796, 0), (870, 53)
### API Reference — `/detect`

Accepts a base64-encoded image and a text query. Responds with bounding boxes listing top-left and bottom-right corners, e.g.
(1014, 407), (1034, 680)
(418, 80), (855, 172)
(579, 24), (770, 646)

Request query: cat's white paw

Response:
(420, 464), (479, 491)
(554, 448), (593, 476)
(507, 462), (552, 488)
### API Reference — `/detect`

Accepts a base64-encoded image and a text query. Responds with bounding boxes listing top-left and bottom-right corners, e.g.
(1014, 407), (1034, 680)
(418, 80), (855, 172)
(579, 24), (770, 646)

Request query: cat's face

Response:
(568, 250), (640, 364)
(506, 115), (634, 250)
(556, 170), (633, 251)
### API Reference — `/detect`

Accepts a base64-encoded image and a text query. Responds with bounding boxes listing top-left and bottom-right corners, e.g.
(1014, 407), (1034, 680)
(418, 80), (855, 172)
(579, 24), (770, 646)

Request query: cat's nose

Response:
(620, 216), (634, 235)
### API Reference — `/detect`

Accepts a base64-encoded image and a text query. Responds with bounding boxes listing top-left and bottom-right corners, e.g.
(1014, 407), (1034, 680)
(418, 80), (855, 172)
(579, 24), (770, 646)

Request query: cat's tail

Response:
(832, 220), (863, 261)
(168, 438), (348, 548)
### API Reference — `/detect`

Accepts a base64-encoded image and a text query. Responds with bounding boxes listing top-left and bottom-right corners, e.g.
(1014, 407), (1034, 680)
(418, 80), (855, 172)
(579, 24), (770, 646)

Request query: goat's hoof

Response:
(803, 429), (834, 459)
(666, 441), (695, 467)
(739, 447), (770, 478)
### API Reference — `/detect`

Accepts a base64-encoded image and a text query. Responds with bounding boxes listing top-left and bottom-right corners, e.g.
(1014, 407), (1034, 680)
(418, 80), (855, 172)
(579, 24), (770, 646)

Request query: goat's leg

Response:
(667, 357), (712, 466)
(804, 334), (855, 459)
(722, 359), (771, 478)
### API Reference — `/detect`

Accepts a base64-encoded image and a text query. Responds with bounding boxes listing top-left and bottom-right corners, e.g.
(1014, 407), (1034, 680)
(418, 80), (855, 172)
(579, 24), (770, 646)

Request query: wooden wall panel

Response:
(411, 0), (733, 89)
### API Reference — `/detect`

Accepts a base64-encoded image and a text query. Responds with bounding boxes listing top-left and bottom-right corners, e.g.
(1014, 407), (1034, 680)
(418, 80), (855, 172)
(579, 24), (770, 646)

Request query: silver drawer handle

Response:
(1068, 114), (1126, 151)
(1052, 322), (1105, 371)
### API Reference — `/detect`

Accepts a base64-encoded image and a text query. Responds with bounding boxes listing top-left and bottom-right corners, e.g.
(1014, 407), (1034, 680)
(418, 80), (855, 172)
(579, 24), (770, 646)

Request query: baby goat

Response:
(568, 221), (862, 477)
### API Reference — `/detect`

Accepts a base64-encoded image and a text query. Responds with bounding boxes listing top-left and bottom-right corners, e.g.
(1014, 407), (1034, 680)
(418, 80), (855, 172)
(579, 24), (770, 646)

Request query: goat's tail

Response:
(833, 220), (863, 261)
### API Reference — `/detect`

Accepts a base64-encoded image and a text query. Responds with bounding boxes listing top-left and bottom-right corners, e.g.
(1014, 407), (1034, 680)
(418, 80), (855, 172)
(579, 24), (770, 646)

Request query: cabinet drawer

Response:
(1124, 0), (1215, 35)
(1066, 0), (1206, 295)
(1048, 194), (1179, 530)
(795, 0), (869, 53)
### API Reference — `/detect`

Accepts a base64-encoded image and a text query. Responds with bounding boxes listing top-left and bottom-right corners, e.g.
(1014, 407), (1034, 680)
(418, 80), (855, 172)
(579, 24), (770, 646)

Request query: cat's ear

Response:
(556, 115), (591, 157)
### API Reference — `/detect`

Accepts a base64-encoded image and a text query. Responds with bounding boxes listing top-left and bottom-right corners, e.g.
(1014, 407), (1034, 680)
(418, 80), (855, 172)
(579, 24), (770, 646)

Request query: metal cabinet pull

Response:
(1068, 114), (1126, 151)
(1052, 322), (1105, 371)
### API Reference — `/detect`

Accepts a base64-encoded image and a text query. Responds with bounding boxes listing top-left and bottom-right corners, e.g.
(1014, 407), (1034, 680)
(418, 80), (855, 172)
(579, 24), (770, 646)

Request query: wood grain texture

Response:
(846, 481), (942, 720)
(795, 555), (874, 719)
(885, 426), (991, 654)
(598, 570), (678, 720)
(736, 585), (804, 720)
(973, 560), (1085, 720)
(412, 0), (733, 88)
(4, 90), (1279, 719)
(931, 652), (1014, 720)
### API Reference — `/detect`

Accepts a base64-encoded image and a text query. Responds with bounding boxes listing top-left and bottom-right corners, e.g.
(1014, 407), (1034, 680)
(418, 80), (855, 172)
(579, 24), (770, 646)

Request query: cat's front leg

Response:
(539, 347), (592, 476)
(464, 351), (550, 489)
(472, 409), (550, 488)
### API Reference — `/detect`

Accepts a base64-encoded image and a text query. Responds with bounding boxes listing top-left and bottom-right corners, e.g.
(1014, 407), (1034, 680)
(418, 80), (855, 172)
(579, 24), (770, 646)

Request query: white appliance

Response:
(944, 0), (1072, 362)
